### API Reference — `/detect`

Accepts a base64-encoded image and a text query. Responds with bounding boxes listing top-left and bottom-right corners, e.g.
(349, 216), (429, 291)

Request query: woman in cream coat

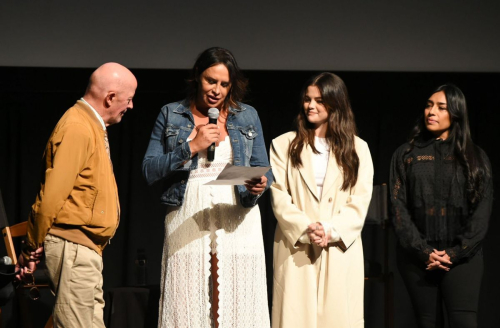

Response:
(270, 72), (373, 328)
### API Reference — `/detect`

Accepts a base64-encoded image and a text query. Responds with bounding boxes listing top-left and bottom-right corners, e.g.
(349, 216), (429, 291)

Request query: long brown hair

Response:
(186, 47), (248, 110)
(289, 72), (359, 191)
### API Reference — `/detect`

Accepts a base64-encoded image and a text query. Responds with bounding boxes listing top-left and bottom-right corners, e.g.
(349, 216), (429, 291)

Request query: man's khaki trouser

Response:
(44, 234), (105, 328)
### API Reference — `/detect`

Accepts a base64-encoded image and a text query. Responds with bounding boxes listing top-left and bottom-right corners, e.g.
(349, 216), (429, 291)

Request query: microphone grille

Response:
(208, 108), (220, 119)
(1, 256), (12, 265)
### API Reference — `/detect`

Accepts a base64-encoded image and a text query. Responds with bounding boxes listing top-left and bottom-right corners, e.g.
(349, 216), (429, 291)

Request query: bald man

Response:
(16, 63), (137, 328)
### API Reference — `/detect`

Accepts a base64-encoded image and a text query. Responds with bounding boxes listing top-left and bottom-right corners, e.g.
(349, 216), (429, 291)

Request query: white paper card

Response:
(204, 163), (271, 185)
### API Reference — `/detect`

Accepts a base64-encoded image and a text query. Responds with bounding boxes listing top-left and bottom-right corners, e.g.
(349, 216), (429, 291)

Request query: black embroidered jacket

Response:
(389, 138), (493, 263)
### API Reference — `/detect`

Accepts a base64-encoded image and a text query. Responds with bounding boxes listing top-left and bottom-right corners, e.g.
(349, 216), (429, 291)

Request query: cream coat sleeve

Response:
(324, 139), (373, 250)
(270, 138), (312, 247)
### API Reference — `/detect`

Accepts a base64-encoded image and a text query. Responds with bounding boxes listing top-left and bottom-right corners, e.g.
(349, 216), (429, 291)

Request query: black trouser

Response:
(397, 248), (483, 328)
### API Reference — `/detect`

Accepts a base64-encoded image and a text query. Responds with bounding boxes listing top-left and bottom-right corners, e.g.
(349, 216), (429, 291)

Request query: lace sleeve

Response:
(446, 150), (494, 262)
(389, 146), (433, 263)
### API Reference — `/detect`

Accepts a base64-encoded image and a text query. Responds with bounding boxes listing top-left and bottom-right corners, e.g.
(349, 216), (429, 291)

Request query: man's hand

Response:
(15, 246), (44, 282)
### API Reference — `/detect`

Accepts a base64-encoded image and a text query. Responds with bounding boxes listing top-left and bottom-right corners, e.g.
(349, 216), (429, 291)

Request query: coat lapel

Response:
(298, 144), (320, 201)
(321, 151), (341, 198)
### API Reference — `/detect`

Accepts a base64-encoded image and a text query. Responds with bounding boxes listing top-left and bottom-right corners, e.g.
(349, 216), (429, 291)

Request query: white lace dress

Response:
(158, 137), (270, 328)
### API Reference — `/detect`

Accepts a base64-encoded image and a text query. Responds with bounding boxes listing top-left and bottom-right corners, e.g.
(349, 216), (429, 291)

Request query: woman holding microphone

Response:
(143, 47), (272, 328)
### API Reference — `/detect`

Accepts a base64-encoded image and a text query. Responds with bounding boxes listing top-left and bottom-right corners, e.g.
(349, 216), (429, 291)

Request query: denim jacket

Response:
(142, 100), (273, 208)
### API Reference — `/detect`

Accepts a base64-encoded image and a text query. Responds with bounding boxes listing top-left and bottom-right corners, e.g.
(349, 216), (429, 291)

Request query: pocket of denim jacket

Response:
(164, 126), (180, 150)
(239, 125), (258, 140)
(165, 126), (180, 137)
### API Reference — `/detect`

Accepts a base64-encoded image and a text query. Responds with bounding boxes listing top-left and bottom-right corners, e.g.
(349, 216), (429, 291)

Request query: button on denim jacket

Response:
(142, 100), (273, 208)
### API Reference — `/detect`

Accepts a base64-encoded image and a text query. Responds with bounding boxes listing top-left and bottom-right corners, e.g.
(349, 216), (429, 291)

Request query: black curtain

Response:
(1, 67), (499, 327)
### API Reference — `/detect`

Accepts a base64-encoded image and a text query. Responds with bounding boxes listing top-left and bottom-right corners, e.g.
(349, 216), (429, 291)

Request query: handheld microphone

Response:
(207, 108), (219, 162)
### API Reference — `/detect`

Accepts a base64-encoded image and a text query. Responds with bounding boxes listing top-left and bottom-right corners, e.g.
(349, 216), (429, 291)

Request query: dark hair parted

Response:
(408, 83), (491, 204)
(289, 72), (359, 191)
(187, 47), (248, 110)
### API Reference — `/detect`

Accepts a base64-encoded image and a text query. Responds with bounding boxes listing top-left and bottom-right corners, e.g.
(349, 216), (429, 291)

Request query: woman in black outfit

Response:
(390, 84), (493, 328)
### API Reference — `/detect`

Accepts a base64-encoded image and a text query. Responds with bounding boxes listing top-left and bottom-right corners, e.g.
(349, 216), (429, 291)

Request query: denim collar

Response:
(172, 100), (191, 114)
(172, 99), (246, 115)
(229, 105), (245, 114)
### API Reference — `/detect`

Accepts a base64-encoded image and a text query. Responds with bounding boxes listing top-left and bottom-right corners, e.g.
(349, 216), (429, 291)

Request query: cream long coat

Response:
(270, 132), (373, 328)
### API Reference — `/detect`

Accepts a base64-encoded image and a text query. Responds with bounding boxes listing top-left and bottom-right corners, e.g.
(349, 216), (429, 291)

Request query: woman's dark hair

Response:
(187, 47), (248, 110)
(289, 72), (359, 191)
(408, 83), (491, 204)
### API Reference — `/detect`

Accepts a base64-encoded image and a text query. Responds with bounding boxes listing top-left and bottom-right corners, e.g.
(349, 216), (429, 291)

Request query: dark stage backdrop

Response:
(1, 67), (499, 327)
(2, 1), (500, 72)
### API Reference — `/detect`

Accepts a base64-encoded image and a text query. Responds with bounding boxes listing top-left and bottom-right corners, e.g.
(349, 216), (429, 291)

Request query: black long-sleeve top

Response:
(389, 138), (493, 263)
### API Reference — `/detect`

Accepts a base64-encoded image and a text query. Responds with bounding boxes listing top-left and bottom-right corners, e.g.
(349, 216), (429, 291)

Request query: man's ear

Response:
(105, 91), (116, 107)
